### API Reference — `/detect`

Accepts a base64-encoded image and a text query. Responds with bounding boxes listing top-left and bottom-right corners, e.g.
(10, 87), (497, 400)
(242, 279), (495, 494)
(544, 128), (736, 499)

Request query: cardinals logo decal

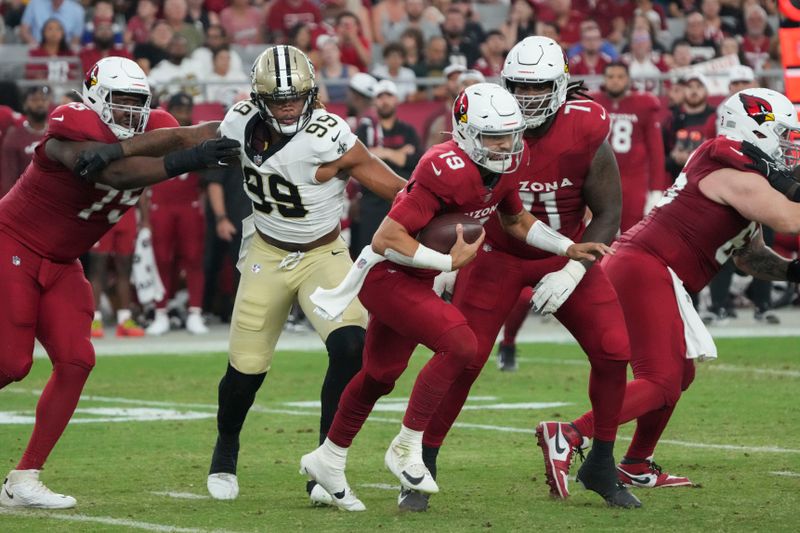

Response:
(454, 92), (469, 124)
(84, 64), (99, 91)
(739, 93), (775, 125)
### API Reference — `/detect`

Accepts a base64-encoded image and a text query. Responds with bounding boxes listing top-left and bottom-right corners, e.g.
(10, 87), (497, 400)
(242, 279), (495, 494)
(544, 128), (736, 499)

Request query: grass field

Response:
(1, 338), (799, 532)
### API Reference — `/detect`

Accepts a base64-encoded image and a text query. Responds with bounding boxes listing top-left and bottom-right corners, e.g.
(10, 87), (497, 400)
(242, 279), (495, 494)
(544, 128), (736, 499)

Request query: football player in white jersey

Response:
(205, 45), (406, 503)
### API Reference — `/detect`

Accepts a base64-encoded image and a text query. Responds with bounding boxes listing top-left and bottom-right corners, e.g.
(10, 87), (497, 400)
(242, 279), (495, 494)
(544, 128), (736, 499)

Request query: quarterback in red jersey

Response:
(593, 62), (667, 232)
(301, 83), (610, 511)
(408, 36), (639, 510)
(550, 88), (800, 490)
(0, 56), (239, 510)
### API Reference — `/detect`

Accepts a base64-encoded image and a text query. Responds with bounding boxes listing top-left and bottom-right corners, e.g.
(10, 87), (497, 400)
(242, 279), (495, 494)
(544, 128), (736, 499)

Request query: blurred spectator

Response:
(623, 28), (669, 92)
(191, 24), (245, 78)
(148, 34), (200, 98)
(147, 93), (209, 336)
(322, 0), (374, 42)
(535, 19), (561, 43)
(371, 42), (417, 102)
(352, 79), (420, 252)
(266, 0), (320, 44)
(458, 68), (485, 88)
(568, 23), (613, 87)
(133, 19), (173, 74)
(186, 0), (220, 34)
(700, 0), (734, 43)
(474, 30), (507, 78)
(125, 0), (159, 46)
(335, 11), (371, 72)
(287, 22), (315, 62)
(539, 0), (585, 48)
(79, 18), (133, 74)
(450, 0), (485, 46)
(399, 28), (426, 78)
(663, 73), (715, 182)
(20, 0), (85, 48)
(405, 0), (442, 41)
(669, 38), (695, 69)
(742, 3), (771, 71)
(567, 20), (620, 60)
(683, 11), (718, 61)
(426, 63), (465, 147)
(0, 86), (50, 198)
(592, 63), (666, 232)
(500, 0), (537, 46)
(25, 18), (77, 81)
(371, 0), (407, 46)
(2, 0), (26, 37)
(81, 1), (124, 46)
(664, 74), (685, 113)
(345, 71), (377, 132)
(418, 35), (449, 79)
(441, 6), (480, 67)
(719, 35), (745, 62)
(621, 13), (666, 54)
(632, 0), (667, 33)
(318, 35), (360, 103)
(668, 0), (700, 18)
(205, 47), (250, 106)
(164, 0), (204, 52)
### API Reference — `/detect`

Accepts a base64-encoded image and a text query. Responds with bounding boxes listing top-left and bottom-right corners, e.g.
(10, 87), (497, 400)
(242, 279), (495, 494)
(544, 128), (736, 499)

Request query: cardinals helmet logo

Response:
(739, 93), (775, 125)
(454, 91), (469, 124)
(84, 64), (99, 91)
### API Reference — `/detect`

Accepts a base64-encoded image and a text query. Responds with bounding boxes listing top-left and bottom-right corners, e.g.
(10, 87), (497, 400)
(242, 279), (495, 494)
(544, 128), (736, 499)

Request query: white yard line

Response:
(358, 483), (400, 491)
(150, 491), (210, 500)
(0, 507), (235, 533)
(770, 471), (800, 478)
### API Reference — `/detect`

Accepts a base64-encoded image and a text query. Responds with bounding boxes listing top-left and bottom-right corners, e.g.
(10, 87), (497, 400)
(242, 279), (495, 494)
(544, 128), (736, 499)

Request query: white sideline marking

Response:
(0, 507), (234, 532)
(0, 407), (215, 425)
(359, 483), (400, 491)
(770, 471), (800, 478)
(150, 491), (210, 500)
(6, 389), (800, 454)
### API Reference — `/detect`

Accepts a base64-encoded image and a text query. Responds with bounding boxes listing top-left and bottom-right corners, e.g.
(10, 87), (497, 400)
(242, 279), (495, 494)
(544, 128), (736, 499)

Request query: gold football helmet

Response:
(251, 45), (319, 136)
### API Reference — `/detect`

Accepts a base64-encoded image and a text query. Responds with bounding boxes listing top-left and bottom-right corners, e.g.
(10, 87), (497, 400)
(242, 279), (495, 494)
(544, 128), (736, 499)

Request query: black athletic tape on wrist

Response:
(163, 148), (198, 178)
(788, 259), (800, 283)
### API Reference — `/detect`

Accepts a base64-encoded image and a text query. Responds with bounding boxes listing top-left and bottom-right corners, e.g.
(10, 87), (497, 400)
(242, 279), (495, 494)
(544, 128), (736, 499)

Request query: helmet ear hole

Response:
(754, 131), (767, 139)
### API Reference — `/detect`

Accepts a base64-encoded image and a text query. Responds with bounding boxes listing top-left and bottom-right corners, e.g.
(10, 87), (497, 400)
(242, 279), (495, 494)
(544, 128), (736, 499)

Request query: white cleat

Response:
(384, 436), (439, 494)
(300, 448), (365, 511)
(207, 473), (239, 500)
(186, 313), (209, 335)
(0, 470), (76, 509)
(146, 312), (170, 336)
(308, 482), (333, 507)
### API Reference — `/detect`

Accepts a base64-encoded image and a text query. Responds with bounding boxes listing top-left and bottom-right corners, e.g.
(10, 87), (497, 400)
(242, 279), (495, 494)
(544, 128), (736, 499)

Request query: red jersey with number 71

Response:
(0, 102), (178, 262)
(484, 99), (611, 260)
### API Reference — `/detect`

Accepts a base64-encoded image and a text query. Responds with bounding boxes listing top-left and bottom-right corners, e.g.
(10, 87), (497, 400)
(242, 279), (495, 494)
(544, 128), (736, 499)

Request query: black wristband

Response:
(788, 259), (800, 283)
(163, 147), (197, 178)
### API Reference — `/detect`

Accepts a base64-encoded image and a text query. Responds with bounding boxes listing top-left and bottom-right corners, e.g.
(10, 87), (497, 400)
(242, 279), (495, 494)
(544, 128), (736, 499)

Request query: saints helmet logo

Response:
(739, 93), (775, 125)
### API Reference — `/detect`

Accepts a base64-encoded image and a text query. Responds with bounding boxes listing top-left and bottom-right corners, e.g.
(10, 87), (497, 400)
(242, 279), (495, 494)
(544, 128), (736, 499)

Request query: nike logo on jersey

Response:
(554, 430), (567, 455)
(599, 107), (607, 120)
(431, 163), (442, 176)
(402, 471), (426, 486)
(331, 250), (345, 255)
(52, 116), (64, 122)
(331, 131), (341, 142)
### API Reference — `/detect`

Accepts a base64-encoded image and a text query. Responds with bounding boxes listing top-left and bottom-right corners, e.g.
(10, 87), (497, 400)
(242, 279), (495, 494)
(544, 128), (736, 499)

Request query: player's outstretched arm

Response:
(329, 140), (406, 200)
(732, 230), (798, 282)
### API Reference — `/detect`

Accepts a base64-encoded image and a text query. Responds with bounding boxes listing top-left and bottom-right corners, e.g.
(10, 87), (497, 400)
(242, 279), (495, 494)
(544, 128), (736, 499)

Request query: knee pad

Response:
(325, 326), (365, 364)
(436, 324), (477, 366)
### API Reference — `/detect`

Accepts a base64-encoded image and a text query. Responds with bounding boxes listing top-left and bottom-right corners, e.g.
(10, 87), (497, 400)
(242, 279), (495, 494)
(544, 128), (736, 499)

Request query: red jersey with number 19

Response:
(619, 136), (759, 293)
(483, 99), (610, 260)
(0, 102), (178, 262)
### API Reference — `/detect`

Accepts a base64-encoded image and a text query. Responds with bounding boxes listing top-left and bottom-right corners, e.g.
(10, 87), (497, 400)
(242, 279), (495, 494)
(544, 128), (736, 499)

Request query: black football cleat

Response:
(398, 487), (430, 512)
(497, 343), (518, 372)
(576, 455), (642, 509)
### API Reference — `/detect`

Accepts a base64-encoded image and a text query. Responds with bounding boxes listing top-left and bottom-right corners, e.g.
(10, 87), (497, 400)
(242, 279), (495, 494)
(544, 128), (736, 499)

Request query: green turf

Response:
(1, 338), (799, 532)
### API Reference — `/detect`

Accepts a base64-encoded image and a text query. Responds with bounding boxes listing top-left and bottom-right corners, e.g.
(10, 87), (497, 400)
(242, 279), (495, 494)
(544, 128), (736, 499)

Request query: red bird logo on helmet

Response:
(454, 92), (469, 124)
(739, 93), (775, 125)
(84, 64), (99, 90)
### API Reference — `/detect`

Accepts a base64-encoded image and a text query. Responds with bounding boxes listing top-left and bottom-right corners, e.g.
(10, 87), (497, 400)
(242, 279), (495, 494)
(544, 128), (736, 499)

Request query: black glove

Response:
(163, 137), (241, 178)
(75, 143), (124, 179)
(742, 140), (800, 202)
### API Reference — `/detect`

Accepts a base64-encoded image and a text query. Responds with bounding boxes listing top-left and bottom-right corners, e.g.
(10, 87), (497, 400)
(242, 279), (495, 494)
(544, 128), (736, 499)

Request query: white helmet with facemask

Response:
(82, 56), (152, 140)
(717, 88), (800, 170)
(452, 83), (526, 174)
(501, 36), (569, 129)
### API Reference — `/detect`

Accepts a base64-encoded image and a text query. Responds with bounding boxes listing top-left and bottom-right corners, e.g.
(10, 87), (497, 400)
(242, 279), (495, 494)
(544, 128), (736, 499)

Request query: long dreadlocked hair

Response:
(566, 80), (594, 102)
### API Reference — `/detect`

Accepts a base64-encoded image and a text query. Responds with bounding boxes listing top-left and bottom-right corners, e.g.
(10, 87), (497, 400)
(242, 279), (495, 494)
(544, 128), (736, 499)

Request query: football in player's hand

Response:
(417, 213), (483, 253)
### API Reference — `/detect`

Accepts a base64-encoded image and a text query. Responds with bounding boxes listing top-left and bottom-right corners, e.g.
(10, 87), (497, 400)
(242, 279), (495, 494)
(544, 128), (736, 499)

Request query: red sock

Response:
(501, 287), (533, 346)
(625, 404), (677, 460)
(423, 366), (482, 448)
(325, 371), (393, 448)
(18, 363), (91, 470)
(587, 358), (627, 441)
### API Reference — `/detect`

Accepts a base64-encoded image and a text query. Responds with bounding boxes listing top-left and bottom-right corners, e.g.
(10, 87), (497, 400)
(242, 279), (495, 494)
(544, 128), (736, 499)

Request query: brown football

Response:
(417, 213), (484, 253)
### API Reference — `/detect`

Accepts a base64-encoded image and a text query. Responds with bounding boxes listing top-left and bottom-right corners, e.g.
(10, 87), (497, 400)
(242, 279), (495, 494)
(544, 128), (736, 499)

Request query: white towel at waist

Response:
(236, 214), (256, 273)
(310, 245), (386, 321)
(667, 267), (717, 361)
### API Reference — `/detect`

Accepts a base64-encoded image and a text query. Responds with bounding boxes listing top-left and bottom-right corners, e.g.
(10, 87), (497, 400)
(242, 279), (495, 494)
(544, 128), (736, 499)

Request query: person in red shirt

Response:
(540, 0), (586, 47)
(301, 82), (609, 512)
(0, 56), (238, 509)
(335, 10), (371, 72)
(25, 18), (78, 81)
(741, 3), (771, 71)
(266, 0), (322, 44)
(568, 23), (614, 89)
(146, 93), (208, 336)
(0, 86), (52, 198)
(78, 18), (133, 75)
(549, 88), (800, 490)
(593, 62), (667, 232)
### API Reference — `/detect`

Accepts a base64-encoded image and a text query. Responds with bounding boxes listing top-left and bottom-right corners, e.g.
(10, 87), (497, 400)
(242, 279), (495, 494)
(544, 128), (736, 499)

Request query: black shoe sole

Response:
(577, 461), (642, 509)
(398, 490), (430, 512)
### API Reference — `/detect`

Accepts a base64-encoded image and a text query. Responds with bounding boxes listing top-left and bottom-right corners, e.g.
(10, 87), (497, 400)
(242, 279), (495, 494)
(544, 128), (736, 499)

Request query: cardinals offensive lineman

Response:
(301, 82), (610, 511)
(548, 88), (800, 490)
(592, 62), (667, 232)
(0, 56), (238, 509)
(404, 36), (641, 510)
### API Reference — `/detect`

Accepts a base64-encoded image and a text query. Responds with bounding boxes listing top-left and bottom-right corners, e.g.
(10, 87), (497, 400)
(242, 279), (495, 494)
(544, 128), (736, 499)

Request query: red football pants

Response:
(572, 246), (696, 459)
(422, 246), (630, 447)
(0, 231), (95, 469)
(149, 203), (205, 309)
(325, 264), (477, 447)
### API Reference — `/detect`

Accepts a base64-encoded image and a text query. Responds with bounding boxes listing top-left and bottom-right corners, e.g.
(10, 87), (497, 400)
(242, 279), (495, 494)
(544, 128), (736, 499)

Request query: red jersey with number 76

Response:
(484, 99), (611, 260)
(0, 102), (178, 262)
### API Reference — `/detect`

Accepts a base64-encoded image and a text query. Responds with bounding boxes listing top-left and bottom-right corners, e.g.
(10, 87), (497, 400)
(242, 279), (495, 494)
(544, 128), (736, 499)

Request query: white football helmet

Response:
(718, 88), (800, 170)
(501, 36), (569, 128)
(82, 56), (151, 140)
(451, 83), (525, 174)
